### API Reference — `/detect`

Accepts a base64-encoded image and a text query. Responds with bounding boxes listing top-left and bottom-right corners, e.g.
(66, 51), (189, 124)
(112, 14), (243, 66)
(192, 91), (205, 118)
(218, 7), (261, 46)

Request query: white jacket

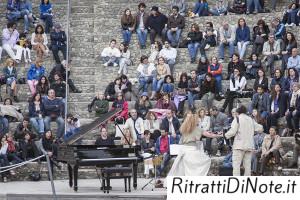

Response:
(31, 33), (48, 46)
(136, 63), (156, 77)
(124, 117), (145, 142)
(225, 113), (263, 151)
(159, 47), (177, 61)
(101, 47), (121, 57)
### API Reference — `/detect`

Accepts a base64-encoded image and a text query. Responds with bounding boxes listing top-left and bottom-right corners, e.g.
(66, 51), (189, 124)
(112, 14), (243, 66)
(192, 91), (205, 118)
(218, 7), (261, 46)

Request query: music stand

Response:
(141, 154), (163, 191)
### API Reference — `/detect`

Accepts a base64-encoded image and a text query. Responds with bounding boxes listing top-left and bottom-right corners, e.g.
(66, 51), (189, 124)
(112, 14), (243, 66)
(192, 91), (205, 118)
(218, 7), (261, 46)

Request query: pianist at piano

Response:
(95, 126), (114, 146)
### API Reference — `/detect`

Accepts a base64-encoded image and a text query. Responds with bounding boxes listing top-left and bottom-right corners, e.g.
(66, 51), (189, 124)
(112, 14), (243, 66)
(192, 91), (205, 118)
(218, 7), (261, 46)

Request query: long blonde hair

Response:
(180, 113), (199, 135)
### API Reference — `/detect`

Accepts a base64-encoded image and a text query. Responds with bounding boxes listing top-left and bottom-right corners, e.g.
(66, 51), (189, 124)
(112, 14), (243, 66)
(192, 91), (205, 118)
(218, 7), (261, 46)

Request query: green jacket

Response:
(94, 99), (109, 116)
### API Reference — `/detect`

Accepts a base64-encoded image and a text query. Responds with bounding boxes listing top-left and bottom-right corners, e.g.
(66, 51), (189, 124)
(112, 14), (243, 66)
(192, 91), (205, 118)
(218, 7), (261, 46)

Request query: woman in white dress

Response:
(167, 113), (222, 176)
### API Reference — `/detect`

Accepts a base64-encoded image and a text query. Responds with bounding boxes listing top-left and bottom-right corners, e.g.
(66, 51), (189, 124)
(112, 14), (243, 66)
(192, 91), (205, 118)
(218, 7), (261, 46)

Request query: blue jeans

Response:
(187, 91), (199, 108)
(162, 83), (174, 93)
(20, 9), (32, 32)
(136, 28), (147, 47)
(188, 42), (200, 60)
(247, 0), (262, 12)
(166, 59), (176, 75)
(219, 41), (235, 59)
(214, 75), (222, 94)
(0, 117), (9, 135)
(40, 13), (53, 33)
(30, 117), (45, 134)
(44, 116), (65, 139)
(102, 56), (119, 66)
(156, 152), (171, 177)
(287, 10), (300, 25)
(237, 41), (250, 59)
(193, 3), (208, 16)
(209, 8), (227, 16)
(122, 30), (132, 45)
(139, 76), (157, 92)
(167, 29), (182, 47)
(156, 78), (164, 92)
(6, 11), (21, 22)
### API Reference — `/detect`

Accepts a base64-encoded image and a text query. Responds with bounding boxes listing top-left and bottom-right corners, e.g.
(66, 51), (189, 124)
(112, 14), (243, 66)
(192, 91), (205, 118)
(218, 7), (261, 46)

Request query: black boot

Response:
(13, 96), (19, 102)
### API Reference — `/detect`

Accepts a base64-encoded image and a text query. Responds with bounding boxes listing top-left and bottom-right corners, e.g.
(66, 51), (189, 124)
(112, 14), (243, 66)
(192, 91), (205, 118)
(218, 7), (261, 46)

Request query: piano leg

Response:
(73, 165), (79, 192)
(68, 164), (73, 188)
(133, 162), (138, 190)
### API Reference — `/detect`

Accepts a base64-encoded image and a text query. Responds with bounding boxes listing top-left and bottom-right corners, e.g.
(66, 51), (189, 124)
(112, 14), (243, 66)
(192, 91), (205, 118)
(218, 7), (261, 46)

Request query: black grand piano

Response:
(57, 109), (143, 191)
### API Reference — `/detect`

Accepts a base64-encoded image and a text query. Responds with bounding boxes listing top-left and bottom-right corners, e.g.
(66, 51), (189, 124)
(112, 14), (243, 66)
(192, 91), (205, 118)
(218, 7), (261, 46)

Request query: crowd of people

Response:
(1, 0), (300, 184)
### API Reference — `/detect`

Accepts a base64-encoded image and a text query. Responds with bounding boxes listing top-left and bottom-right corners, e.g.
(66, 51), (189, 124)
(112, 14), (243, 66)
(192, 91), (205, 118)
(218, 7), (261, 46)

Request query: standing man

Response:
(166, 6), (185, 47)
(225, 105), (263, 176)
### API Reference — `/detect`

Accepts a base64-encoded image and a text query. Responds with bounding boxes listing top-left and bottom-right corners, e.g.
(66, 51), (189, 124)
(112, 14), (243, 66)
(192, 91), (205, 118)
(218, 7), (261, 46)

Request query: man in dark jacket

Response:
(286, 83), (300, 133)
(146, 6), (168, 45)
(14, 117), (35, 141)
(95, 127), (114, 146)
(50, 73), (66, 99)
(50, 23), (67, 64)
(49, 60), (81, 93)
(249, 85), (270, 119)
(161, 109), (180, 143)
(166, 6), (185, 47)
(43, 89), (65, 139)
(187, 70), (201, 110)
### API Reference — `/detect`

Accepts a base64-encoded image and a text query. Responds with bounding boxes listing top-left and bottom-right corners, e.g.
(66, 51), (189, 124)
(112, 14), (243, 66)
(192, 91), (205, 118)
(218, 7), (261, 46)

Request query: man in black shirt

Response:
(95, 127), (114, 146)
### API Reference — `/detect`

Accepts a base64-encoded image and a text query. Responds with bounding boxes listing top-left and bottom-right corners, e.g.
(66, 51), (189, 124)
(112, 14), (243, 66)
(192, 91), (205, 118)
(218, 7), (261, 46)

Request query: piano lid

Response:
(64, 108), (122, 145)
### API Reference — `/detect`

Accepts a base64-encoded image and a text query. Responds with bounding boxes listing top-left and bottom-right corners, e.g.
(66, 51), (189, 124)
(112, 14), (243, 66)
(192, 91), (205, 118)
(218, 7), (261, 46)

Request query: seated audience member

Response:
(250, 85), (269, 119)
(6, 133), (22, 164)
(207, 106), (229, 156)
(36, 76), (50, 96)
(287, 68), (299, 92)
(283, 3), (300, 26)
(228, 0), (246, 14)
(17, 32), (31, 63)
(161, 109), (180, 142)
(146, 6), (168, 45)
(40, 130), (58, 175)
(173, 73), (188, 117)
(245, 53), (262, 79)
(287, 48), (300, 73)
(134, 3), (149, 49)
(199, 22), (217, 58)
(43, 89), (65, 139)
(253, 68), (268, 92)
(262, 34), (281, 75)
(101, 39), (121, 67)
(14, 117), (34, 141)
(286, 83), (300, 135)
(111, 92), (129, 123)
(141, 130), (155, 178)
(247, 0), (262, 14)
(121, 128), (135, 145)
(0, 115), (9, 138)
(0, 135), (12, 182)
(170, 0), (187, 16)
(267, 84), (288, 130)
(193, 0), (209, 16)
(144, 111), (160, 133)
(235, 18), (250, 60)
(227, 53), (246, 79)
(65, 114), (80, 138)
(187, 23), (203, 63)
(288, 133), (300, 168)
(27, 59), (46, 95)
(29, 93), (45, 135)
(159, 41), (177, 75)
(121, 8), (135, 45)
(197, 56), (209, 79)
(155, 129), (176, 177)
(49, 60), (81, 93)
(50, 23), (67, 64)
(135, 92), (152, 119)
(2, 22), (22, 63)
(162, 75), (175, 94)
(197, 108), (210, 131)
(95, 126), (114, 146)
(0, 98), (23, 122)
(252, 19), (270, 56)
(251, 130), (266, 175)
(19, 132), (39, 160)
(40, 0), (53, 33)
(88, 91), (109, 116)
(281, 32), (297, 71)
(208, 56), (223, 95)
(124, 109), (145, 142)
(218, 22), (235, 62)
(270, 69), (290, 92)
(186, 70), (201, 110)
(259, 127), (283, 175)
(155, 93), (177, 112)
(209, 0), (228, 16)
(200, 73), (216, 110)
(166, 6), (185, 47)
(155, 57), (171, 94)
(137, 55), (157, 97)
(50, 73), (66, 100)
(221, 68), (247, 114)
(251, 109), (267, 131)
(104, 77), (121, 101)
(3, 58), (18, 102)
(271, 18), (286, 42)
(149, 41), (162, 64)
(31, 24), (48, 59)
(118, 43), (131, 75)
(0, 44), (2, 61)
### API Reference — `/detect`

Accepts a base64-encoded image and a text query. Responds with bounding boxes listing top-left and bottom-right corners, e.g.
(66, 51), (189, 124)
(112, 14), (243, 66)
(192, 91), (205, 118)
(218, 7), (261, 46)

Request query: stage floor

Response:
(0, 178), (167, 200)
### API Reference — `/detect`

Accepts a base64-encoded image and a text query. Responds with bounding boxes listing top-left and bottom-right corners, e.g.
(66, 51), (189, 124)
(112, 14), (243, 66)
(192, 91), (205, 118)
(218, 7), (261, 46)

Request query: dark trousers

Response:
(222, 91), (241, 113)
(52, 45), (67, 64)
(286, 110), (300, 130)
(292, 143), (300, 164)
(40, 13), (53, 33)
(177, 100), (185, 114)
(68, 78), (77, 92)
(205, 137), (224, 155)
(252, 43), (264, 55)
(259, 149), (281, 175)
(267, 112), (281, 130)
(149, 29), (167, 44)
(21, 143), (40, 160)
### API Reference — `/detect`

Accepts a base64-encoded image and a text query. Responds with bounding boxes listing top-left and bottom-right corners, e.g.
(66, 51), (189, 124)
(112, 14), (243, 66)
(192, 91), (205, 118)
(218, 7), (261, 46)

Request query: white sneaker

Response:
(195, 13), (199, 17)
(290, 23), (295, 26)
(103, 62), (109, 67)
(113, 63), (118, 67)
(219, 59), (224, 63)
(278, 166), (283, 171)
(204, 44), (210, 50)
(216, 150), (221, 157)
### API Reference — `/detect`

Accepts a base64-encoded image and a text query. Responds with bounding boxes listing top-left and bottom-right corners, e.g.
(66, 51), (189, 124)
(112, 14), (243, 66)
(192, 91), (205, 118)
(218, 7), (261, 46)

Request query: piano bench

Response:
(100, 167), (132, 193)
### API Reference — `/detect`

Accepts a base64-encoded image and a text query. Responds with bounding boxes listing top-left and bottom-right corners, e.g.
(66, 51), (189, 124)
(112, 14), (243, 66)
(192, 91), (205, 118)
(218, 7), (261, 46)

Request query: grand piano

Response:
(57, 109), (143, 191)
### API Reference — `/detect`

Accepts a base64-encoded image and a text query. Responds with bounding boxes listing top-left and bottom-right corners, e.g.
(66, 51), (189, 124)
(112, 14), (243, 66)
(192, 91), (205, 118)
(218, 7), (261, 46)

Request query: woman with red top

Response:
(207, 56), (223, 95)
(111, 92), (129, 124)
